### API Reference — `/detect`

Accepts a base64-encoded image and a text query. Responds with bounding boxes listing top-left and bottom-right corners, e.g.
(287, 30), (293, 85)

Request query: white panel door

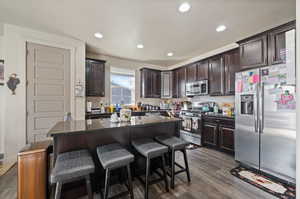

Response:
(26, 42), (70, 143)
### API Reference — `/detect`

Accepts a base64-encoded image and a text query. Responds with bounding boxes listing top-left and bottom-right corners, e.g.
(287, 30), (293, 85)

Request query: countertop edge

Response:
(48, 118), (182, 137)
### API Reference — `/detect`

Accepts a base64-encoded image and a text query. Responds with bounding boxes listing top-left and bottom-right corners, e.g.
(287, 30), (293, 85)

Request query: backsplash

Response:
(86, 95), (235, 109)
(86, 97), (108, 108)
(86, 96), (162, 109)
(189, 95), (235, 107)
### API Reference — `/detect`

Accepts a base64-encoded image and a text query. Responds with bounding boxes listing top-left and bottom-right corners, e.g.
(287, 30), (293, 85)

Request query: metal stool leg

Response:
(54, 182), (62, 199)
(127, 165), (134, 199)
(171, 149), (175, 189)
(145, 157), (150, 199)
(182, 149), (191, 182)
(104, 168), (111, 199)
(85, 175), (93, 199)
(161, 155), (169, 192)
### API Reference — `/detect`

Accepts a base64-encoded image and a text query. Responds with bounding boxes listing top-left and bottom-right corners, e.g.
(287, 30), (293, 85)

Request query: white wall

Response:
(86, 52), (166, 107)
(0, 22), (4, 154)
(296, 0), (299, 197)
(2, 24), (86, 163)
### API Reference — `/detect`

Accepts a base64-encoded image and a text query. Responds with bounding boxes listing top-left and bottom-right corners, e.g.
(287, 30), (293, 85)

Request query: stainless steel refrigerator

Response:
(235, 30), (296, 184)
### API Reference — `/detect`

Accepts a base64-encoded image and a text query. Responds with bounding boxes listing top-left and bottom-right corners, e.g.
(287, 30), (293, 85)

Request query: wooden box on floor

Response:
(17, 140), (52, 199)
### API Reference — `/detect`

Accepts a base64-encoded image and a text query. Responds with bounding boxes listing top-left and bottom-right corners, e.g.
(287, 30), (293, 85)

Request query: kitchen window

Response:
(110, 69), (135, 105)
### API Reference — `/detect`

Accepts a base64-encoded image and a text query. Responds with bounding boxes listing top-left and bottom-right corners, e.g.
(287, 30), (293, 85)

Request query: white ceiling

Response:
(0, 0), (296, 66)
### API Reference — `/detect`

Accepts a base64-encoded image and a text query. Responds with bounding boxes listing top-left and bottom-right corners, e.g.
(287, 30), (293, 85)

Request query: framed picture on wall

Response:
(0, 60), (4, 85)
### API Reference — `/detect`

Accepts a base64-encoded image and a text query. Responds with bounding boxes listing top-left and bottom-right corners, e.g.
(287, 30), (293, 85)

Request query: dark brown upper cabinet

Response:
(172, 69), (179, 98)
(178, 67), (186, 98)
(268, 21), (295, 65)
(140, 68), (161, 98)
(86, 58), (106, 97)
(224, 49), (240, 95)
(186, 63), (197, 83)
(238, 34), (268, 70)
(209, 55), (224, 96)
(197, 60), (209, 80)
(172, 67), (186, 98)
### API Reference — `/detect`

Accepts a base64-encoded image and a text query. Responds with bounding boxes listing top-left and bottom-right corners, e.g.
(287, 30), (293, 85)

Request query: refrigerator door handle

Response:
(259, 82), (264, 133)
(254, 92), (258, 133)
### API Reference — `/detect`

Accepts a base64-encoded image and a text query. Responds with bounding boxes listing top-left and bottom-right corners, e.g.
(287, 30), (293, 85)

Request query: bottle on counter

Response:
(100, 103), (106, 113)
(213, 104), (219, 113)
(87, 101), (92, 113)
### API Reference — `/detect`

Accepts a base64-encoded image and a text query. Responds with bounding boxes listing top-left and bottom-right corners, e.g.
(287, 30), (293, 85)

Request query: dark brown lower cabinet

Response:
(202, 117), (235, 154)
(202, 123), (218, 147)
(219, 125), (235, 153)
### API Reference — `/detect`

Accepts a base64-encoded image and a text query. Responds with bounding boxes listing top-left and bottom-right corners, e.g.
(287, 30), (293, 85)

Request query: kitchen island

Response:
(47, 116), (181, 198)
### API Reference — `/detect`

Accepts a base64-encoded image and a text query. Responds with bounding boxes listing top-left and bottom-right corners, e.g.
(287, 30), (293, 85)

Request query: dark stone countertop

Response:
(48, 116), (181, 137)
(85, 109), (171, 116)
(202, 113), (235, 120)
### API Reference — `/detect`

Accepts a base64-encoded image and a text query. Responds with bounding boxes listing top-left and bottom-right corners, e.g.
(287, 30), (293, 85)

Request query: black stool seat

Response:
(155, 136), (188, 150)
(132, 138), (168, 158)
(51, 149), (95, 199)
(97, 143), (134, 199)
(97, 143), (134, 169)
(51, 150), (95, 183)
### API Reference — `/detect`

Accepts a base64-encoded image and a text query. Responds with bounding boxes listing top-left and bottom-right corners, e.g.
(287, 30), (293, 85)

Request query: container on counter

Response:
(120, 109), (132, 122)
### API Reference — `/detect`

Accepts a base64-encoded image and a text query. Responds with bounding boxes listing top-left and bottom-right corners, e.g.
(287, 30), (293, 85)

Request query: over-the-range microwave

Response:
(186, 80), (208, 97)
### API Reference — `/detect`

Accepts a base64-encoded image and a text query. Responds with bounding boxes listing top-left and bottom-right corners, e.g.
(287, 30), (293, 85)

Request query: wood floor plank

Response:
(0, 147), (276, 199)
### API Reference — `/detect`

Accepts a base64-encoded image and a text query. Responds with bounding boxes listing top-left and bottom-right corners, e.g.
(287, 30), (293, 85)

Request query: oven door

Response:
(181, 116), (192, 132)
(191, 117), (201, 134)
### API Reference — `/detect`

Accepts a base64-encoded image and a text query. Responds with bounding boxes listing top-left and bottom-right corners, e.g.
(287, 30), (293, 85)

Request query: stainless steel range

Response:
(179, 102), (217, 145)
(180, 110), (202, 145)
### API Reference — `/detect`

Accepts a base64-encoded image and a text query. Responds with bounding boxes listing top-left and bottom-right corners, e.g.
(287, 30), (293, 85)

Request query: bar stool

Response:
(155, 136), (191, 189)
(131, 138), (169, 199)
(97, 143), (134, 199)
(50, 149), (95, 199)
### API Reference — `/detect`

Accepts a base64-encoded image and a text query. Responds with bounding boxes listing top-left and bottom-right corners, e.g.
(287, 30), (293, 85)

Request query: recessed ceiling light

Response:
(94, 32), (103, 39)
(167, 52), (174, 57)
(137, 44), (144, 49)
(179, 2), (191, 13)
(216, 25), (226, 32)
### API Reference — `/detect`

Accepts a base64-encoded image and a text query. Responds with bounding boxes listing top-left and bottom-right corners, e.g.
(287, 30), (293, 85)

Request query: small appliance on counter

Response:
(120, 109), (132, 122)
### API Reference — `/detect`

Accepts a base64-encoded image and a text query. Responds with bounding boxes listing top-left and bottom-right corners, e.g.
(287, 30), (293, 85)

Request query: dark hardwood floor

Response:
(0, 147), (275, 199)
